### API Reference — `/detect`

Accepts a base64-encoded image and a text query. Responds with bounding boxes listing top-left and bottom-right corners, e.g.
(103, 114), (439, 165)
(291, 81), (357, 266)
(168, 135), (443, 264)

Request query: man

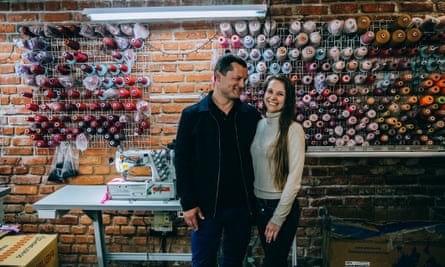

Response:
(175, 53), (261, 267)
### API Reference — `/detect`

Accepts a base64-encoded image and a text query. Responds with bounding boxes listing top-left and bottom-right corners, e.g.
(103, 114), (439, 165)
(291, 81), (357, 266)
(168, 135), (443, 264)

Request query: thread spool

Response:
(302, 20), (317, 33)
(405, 28), (422, 46)
(429, 73), (441, 82)
(255, 61), (267, 73)
(248, 20), (261, 36)
(419, 95), (434, 106)
(347, 60), (359, 72)
(217, 36), (229, 48)
(315, 47), (327, 61)
(354, 46), (368, 59)
(407, 96), (418, 104)
(256, 34), (267, 48)
(284, 34), (294, 47)
(281, 62), (293, 74)
(237, 49), (248, 61)
(360, 31), (375, 45)
(219, 22), (233, 37)
(269, 62), (281, 74)
(262, 48), (274, 61)
(392, 14), (412, 29)
(420, 79), (433, 88)
(390, 29), (406, 46)
(341, 74), (351, 84)
(301, 46), (315, 62)
(268, 35), (281, 48)
(401, 73), (414, 82)
(327, 19), (344, 36)
(321, 61), (331, 72)
(264, 19), (277, 36)
(343, 17), (358, 34)
(234, 21), (248, 37)
(249, 48), (262, 61)
(306, 62), (318, 73)
(357, 15), (372, 33)
(399, 86), (411, 95)
(295, 32), (309, 47)
(230, 35), (241, 48)
(275, 46), (287, 61)
(289, 20), (301, 34)
(288, 48), (300, 61)
(341, 47), (354, 60)
(372, 29), (390, 46)
(427, 85), (440, 95)
(328, 46), (340, 61)
(435, 95), (445, 105)
(309, 31), (322, 46)
(242, 35), (255, 49)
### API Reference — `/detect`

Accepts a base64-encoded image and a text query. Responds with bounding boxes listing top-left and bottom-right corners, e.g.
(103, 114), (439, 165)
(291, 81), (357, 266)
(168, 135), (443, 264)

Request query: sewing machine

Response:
(107, 147), (176, 200)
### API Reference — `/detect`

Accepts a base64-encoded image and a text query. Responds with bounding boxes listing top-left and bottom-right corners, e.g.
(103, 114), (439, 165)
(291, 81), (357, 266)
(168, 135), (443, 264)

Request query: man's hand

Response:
(183, 207), (205, 231)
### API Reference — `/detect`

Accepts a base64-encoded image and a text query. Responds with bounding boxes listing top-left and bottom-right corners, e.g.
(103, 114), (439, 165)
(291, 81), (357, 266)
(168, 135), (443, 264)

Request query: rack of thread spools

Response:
(217, 14), (445, 150)
(15, 23), (154, 149)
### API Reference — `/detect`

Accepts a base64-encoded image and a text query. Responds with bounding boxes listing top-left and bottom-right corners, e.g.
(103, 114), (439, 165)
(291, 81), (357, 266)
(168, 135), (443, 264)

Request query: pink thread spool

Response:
(231, 35), (241, 48)
(218, 36), (229, 48)
(284, 34), (294, 47)
(360, 31), (375, 45)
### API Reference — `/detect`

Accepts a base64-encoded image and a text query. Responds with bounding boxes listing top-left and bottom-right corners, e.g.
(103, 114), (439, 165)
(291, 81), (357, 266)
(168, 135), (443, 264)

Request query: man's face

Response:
(215, 62), (248, 100)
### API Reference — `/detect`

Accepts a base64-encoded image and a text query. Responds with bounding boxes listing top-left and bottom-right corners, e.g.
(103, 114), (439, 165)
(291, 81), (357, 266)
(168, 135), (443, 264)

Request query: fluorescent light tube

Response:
(83, 5), (267, 22)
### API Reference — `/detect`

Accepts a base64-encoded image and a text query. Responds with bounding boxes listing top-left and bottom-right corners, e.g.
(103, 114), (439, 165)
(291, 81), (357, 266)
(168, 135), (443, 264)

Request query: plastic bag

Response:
(47, 142), (79, 183)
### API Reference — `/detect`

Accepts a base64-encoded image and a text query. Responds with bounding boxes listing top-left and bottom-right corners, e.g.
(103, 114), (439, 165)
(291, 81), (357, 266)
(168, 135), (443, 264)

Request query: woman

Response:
(250, 75), (306, 267)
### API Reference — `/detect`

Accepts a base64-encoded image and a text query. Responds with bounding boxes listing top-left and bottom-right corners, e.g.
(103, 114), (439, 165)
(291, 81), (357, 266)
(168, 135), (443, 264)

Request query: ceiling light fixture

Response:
(83, 5), (268, 22)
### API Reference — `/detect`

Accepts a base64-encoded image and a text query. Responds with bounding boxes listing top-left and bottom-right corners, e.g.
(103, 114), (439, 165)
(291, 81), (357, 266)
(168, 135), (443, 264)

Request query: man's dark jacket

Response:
(174, 91), (261, 218)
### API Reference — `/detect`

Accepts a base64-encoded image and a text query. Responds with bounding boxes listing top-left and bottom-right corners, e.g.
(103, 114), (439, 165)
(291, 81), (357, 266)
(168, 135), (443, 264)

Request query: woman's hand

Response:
(264, 221), (281, 243)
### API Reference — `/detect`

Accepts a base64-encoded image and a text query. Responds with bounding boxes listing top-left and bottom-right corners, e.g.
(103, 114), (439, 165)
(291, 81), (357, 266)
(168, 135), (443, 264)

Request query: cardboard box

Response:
(325, 220), (445, 267)
(0, 234), (58, 267)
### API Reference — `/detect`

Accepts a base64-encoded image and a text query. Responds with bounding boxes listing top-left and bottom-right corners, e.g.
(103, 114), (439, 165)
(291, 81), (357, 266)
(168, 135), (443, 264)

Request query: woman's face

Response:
(264, 79), (286, 113)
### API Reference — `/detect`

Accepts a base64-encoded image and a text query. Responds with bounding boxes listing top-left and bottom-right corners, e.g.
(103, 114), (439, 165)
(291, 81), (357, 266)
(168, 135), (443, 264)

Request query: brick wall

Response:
(0, 1), (445, 266)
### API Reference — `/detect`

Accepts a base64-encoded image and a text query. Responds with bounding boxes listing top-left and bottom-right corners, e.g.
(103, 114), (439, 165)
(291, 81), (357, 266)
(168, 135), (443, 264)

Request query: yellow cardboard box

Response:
(0, 234), (58, 267)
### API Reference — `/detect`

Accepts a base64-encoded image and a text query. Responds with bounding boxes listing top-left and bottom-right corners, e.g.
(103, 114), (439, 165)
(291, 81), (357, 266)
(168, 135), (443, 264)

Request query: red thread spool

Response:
(124, 101), (136, 111)
(111, 101), (123, 111)
(117, 88), (130, 98)
(130, 87), (142, 98)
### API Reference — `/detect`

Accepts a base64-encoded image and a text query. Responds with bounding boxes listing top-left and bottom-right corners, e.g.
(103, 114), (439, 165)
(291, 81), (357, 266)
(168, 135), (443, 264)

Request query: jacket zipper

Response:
(234, 112), (253, 216)
(210, 112), (221, 218)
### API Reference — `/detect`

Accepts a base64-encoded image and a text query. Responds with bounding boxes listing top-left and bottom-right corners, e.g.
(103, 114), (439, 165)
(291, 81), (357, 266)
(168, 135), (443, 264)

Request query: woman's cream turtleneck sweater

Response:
(250, 112), (306, 226)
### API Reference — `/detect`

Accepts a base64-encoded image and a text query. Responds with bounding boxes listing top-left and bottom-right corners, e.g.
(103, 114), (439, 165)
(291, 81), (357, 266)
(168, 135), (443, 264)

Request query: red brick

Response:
(362, 3), (395, 13)
(40, 13), (71, 22)
(6, 13), (37, 22)
(10, 185), (38, 194)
